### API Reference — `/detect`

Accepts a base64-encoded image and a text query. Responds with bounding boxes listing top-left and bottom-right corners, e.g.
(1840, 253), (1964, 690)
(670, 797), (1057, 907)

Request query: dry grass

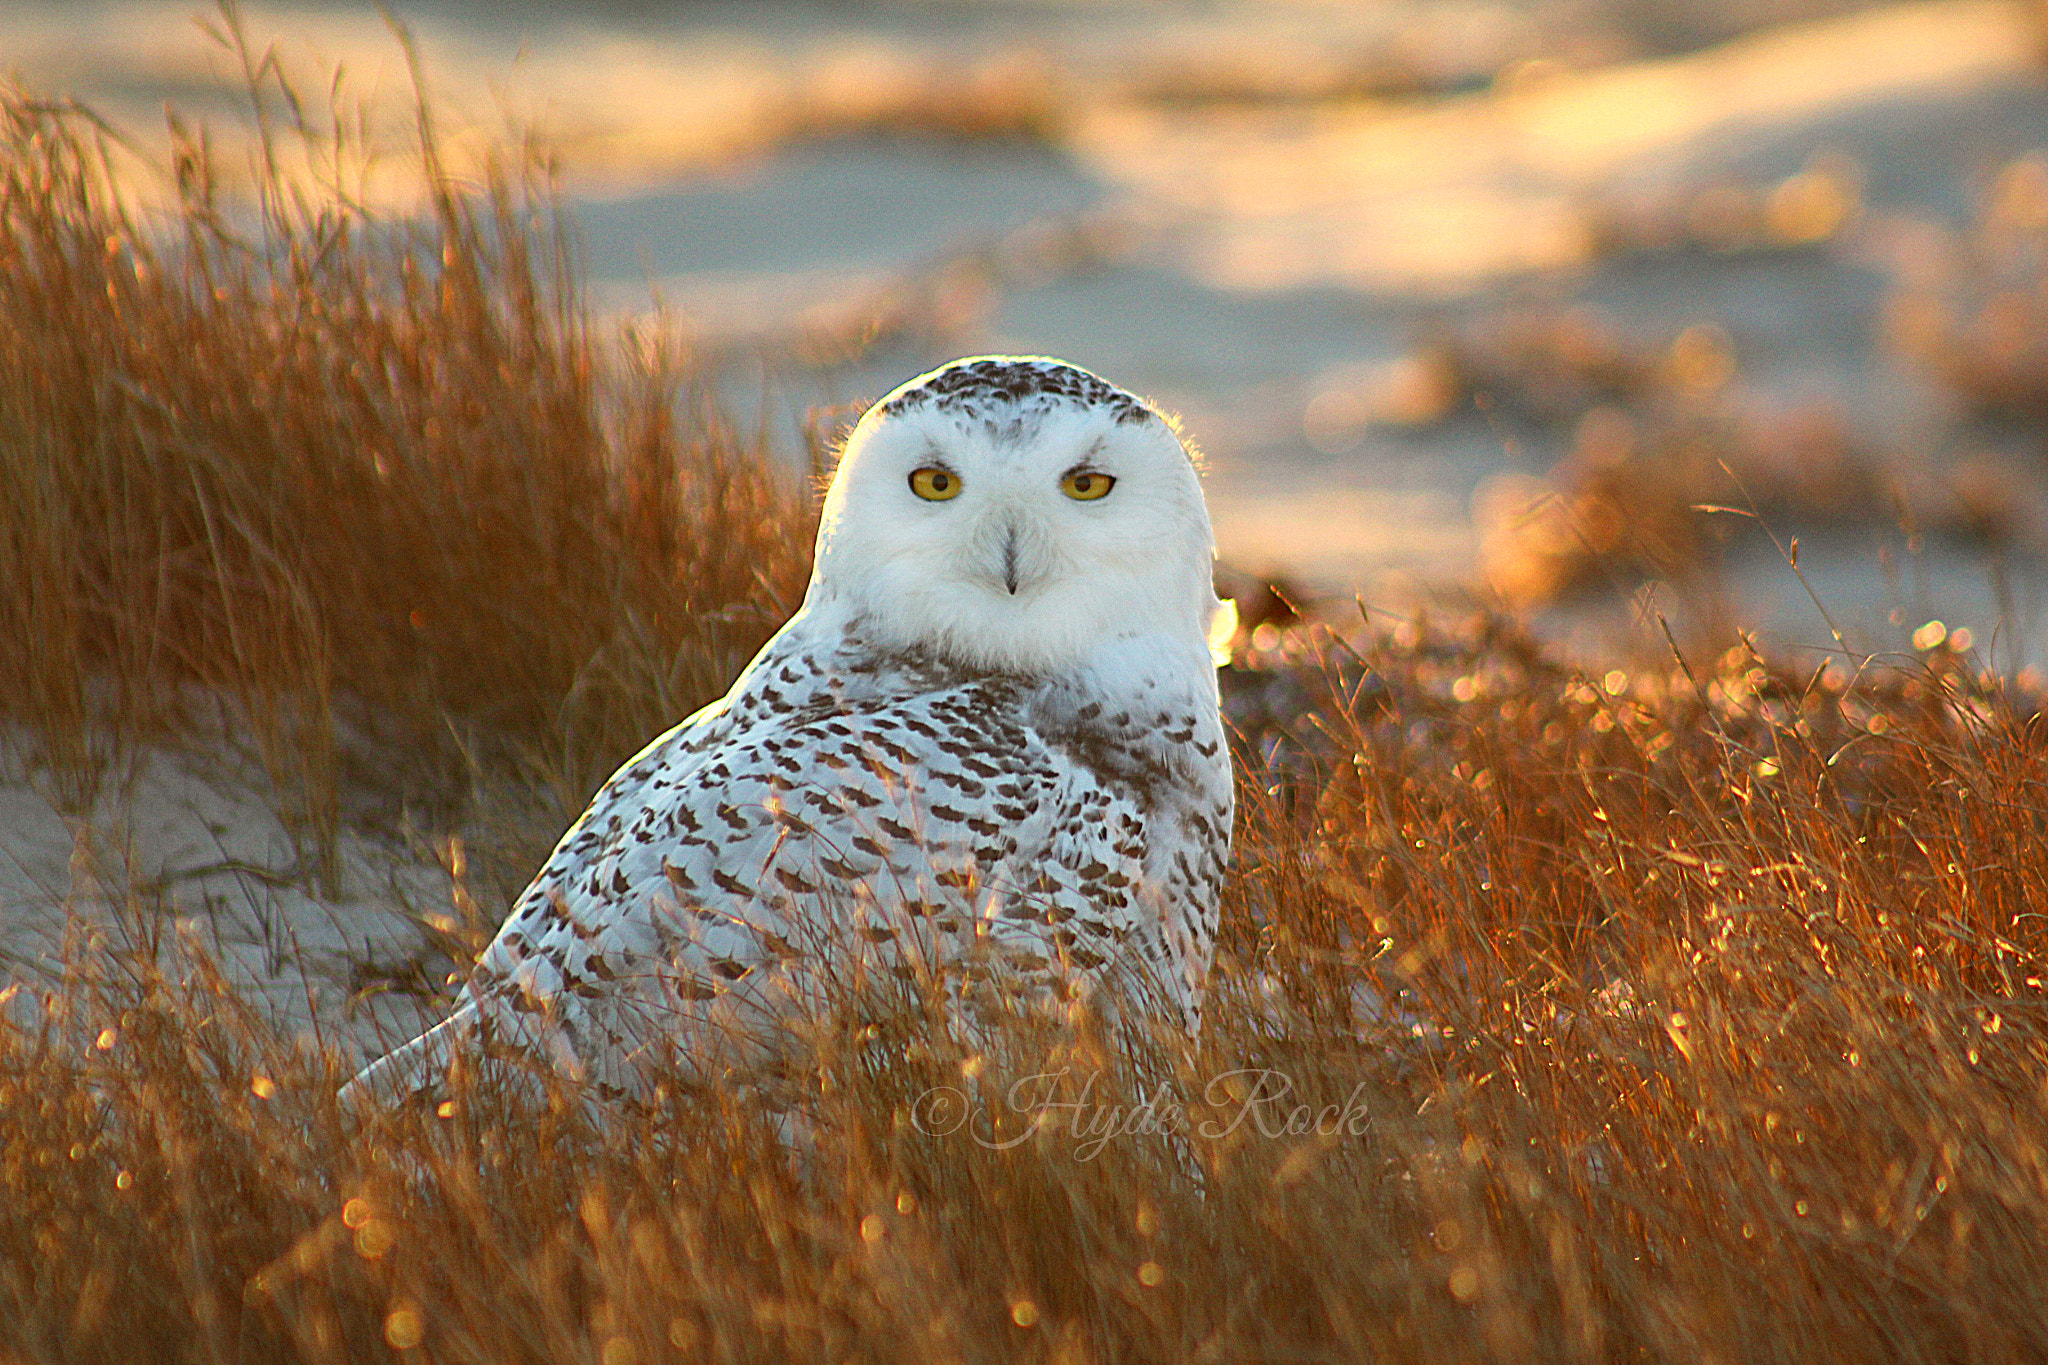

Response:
(13, 620), (2048, 1363)
(0, 24), (811, 850)
(11, 21), (2048, 1365)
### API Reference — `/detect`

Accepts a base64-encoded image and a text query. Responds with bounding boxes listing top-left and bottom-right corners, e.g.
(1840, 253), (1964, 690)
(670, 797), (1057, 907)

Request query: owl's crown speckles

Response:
(881, 357), (1155, 427)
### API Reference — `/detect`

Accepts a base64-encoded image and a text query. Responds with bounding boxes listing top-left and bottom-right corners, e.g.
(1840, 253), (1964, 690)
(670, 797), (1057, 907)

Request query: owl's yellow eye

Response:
(909, 466), (961, 501)
(1061, 471), (1116, 501)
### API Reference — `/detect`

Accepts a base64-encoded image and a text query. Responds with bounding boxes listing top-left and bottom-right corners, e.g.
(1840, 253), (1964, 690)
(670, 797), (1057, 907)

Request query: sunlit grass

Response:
(0, 16), (811, 847)
(14, 619), (2048, 1362)
(9, 14), (2048, 1365)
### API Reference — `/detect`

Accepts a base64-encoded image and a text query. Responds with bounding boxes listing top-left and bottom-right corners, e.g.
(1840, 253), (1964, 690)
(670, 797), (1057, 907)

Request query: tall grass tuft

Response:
(0, 32), (811, 855)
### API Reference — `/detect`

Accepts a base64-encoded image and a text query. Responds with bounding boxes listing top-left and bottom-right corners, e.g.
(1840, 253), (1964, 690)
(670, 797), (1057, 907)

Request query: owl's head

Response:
(807, 357), (1227, 678)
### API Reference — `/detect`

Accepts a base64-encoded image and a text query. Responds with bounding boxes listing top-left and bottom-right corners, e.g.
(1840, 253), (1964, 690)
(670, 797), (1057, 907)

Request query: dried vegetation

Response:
(14, 616), (2048, 1363)
(0, 29), (811, 844)
(9, 19), (2048, 1365)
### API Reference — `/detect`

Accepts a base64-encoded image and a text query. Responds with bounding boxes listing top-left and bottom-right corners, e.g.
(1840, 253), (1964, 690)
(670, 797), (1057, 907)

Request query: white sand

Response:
(0, 727), (452, 1057)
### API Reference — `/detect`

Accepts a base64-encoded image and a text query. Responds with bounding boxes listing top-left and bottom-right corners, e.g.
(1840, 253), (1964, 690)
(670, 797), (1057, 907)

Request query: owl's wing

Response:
(336, 706), (735, 1111)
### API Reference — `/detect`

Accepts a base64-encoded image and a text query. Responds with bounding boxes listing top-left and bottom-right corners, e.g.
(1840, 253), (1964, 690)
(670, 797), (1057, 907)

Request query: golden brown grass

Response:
(10, 27), (2048, 1365)
(0, 39), (811, 846)
(14, 619), (2048, 1363)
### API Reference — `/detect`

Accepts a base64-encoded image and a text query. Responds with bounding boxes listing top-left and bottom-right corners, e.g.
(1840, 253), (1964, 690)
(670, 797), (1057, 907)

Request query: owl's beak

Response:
(980, 515), (1043, 597)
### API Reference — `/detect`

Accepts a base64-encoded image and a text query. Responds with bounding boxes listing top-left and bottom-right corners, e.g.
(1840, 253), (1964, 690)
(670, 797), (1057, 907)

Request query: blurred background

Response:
(13, 0), (2048, 663)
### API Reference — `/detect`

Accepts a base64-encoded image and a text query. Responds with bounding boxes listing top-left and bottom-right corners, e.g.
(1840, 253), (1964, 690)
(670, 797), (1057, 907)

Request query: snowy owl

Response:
(342, 356), (1235, 1111)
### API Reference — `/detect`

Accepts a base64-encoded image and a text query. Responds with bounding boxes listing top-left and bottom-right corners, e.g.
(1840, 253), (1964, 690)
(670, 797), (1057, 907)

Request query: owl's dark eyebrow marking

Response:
(1059, 439), (1109, 482)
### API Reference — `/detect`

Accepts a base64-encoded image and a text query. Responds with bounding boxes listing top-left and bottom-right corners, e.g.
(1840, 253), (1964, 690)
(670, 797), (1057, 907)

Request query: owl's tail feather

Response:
(337, 1008), (477, 1116)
